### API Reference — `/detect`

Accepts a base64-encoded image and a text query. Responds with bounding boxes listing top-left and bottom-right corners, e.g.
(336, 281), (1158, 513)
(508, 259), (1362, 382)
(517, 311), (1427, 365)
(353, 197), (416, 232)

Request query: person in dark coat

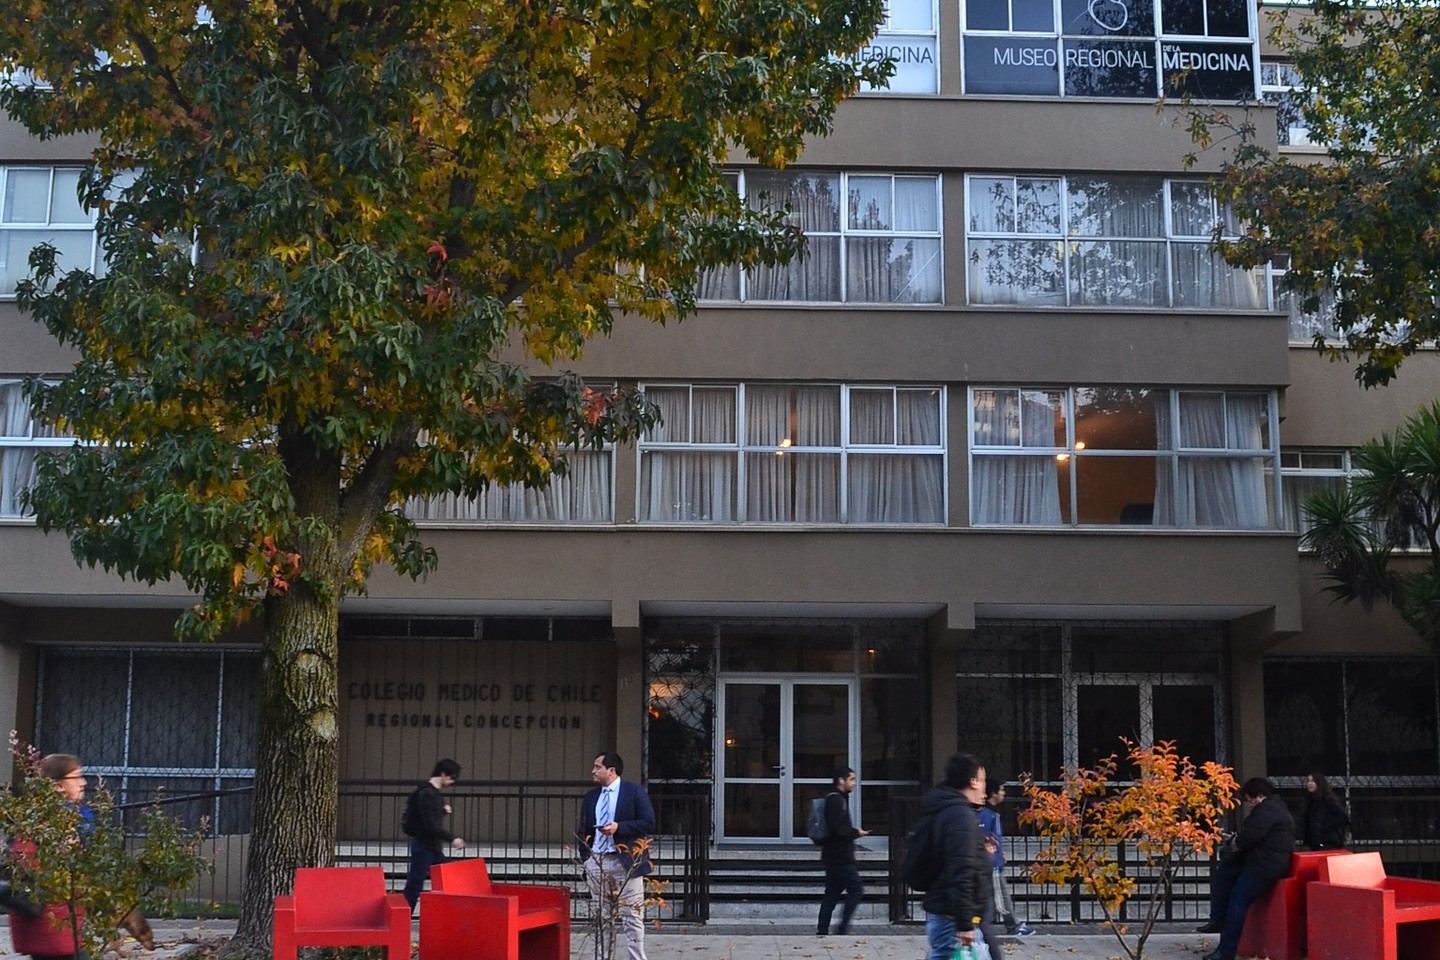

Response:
(1300, 773), (1350, 850)
(1196, 777), (1296, 960)
(921, 752), (995, 960)
(816, 766), (870, 936)
(401, 758), (466, 911)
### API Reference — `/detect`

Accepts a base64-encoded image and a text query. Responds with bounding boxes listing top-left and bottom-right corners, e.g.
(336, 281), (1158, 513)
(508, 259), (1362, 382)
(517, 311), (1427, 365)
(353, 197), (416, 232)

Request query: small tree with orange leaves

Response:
(1020, 740), (1238, 960)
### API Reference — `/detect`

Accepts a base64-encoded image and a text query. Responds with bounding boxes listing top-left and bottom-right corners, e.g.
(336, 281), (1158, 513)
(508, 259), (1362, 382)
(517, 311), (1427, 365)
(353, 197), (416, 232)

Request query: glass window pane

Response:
(893, 177), (938, 231)
(638, 450), (737, 521)
(1078, 684), (1141, 769)
(1153, 685), (1216, 759)
(1172, 245), (1266, 308)
(1062, 41), (1159, 97)
(1176, 455), (1273, 528)
(896, 389), (942, 445)
(644, 386), (691, 442)
(1170, 181), (1217, 236)
(969, 177), (1015, 233)
(1016, 178), (1062, 234)
(720, 623), (854, 672)
(48, 169), (90, 224)
(848, 453), (943, 522)
(972, 454), (1068, 524)
(692, 386), (736, 443)
(746, 384), (839, 446)
(1162, 0), (1205, 36)
(850, 390), (894, 444)
(647, 681), (713, 780)
(1062, 0), (1154, 36)
(1074, 388), (1162, 450)
(1075, 455), (1162, 524)
(1013, 0), (1056, 31)
(749, 236), (840, 301)
(0, 448), (38, 516)
(848, 236), (942, 303)
(1071, 624), (1221, 674)
(745, 451), (840, 521)
(746, 171), (840, 231)
(793, 683), (850, 778)
(1068, 178), (1165, 237)
(699, 263), (740, 300)
(888, 0), (936, 30)
(1348, 661), (1440, 777)
(39, 652), (130, 765)
(967, 239), (1064, 305)
(1206, 0), (1250, 37)
(130, 656), (220, 767)
(4, 169), (51, 222)
(848, 176), (892, 230)
(967, 0), (1010, 30)
(1069, 240), (1168, 306)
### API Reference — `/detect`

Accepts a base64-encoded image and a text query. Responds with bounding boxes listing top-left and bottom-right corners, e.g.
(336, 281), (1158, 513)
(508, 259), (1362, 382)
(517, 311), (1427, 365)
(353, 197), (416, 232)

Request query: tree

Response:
(0, 742), (210, 960)
(1020, 740), (1238, 960)
(1302, 400), (1440, 654)
(0, 1), (890, 951)
(1184, 0), (1440, 387)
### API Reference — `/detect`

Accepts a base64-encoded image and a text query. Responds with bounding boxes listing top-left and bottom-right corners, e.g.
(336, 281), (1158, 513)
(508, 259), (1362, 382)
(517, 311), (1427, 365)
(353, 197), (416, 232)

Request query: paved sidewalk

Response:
(2, 919), (1225, 960)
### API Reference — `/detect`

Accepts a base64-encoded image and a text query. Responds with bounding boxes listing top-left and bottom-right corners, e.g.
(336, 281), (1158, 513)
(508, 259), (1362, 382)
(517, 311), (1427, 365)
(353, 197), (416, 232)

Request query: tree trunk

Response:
(228, 449), (347, 956)
(227, 574), (343, 953)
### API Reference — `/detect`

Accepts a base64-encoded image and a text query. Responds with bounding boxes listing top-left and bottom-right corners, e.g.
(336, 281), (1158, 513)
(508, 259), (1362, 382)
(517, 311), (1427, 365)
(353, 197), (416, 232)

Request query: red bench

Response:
(1235, 849), (1346, 960)
(1307, 851), (1440, 960)
(273, 867), (410, 960)
(419, 857), (569, 960)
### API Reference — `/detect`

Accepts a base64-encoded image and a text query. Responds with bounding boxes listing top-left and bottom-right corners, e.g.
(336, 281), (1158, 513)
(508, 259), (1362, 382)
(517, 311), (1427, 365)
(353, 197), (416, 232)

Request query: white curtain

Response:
(846, 177), (941, 303)
(404, 450), (613, 522)
(1067, 178), (1167, 307)
(746, 173), (841, 301)
(847, 389), (944, 522)
(744, 385), (839, 522)
(1168, 183), (1265, 309)
(1174, 393), (1270, 528)
(0, 382), (36, 517)
(972, 390), (1064, 525)
(641, 387), (738, 522)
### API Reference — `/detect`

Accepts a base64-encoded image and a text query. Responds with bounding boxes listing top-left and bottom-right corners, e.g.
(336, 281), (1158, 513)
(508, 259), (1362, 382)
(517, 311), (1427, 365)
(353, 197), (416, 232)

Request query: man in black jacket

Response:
(922, 752), (994, 960)
(817, 766), (870, 936)
(401, 758), (466, 911)
(1196, 777), (1296, 960)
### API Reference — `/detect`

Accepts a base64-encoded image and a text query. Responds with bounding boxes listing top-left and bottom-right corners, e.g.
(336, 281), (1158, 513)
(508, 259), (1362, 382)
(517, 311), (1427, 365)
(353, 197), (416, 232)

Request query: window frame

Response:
(964, 173), (1269, 309)
(1, 165), (100, 298)
(636, 382), (948, 525)
(0, 378), (73, 520)
(700, 170), (945, 306)
(968, 384), (1283, 529)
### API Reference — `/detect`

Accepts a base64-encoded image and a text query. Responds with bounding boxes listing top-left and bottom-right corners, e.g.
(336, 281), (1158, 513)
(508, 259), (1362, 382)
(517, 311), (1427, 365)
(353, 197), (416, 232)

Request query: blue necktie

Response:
(596, 789), (613, 851)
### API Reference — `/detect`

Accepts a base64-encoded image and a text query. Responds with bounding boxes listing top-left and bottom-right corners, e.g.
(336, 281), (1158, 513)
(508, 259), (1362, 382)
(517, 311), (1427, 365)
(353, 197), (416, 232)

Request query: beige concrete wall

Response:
(1283, 350), (1440, 447)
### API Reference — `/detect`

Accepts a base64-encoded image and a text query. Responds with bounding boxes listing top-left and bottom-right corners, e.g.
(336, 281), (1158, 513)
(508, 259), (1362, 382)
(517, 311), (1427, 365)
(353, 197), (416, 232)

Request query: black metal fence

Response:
(886, 791), (1440, 925)
(115, 779), (711, 921)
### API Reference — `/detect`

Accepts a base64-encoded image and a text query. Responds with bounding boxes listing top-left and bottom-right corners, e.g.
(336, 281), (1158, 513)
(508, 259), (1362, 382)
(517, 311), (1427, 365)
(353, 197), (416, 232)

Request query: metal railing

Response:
(115, 779), (711, 921)
(886, 792), (1440, 924)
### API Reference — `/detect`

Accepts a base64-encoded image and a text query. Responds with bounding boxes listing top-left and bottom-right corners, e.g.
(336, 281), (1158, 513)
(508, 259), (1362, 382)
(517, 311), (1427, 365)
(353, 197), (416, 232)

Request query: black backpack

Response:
(806, 794), (835, 844)
(900, 808), (943, 890)
(400, 786), (422, 837)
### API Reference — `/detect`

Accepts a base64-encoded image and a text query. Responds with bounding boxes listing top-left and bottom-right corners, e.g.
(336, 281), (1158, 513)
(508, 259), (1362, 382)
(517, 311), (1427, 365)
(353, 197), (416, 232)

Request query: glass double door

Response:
(717, 677), (857, 841)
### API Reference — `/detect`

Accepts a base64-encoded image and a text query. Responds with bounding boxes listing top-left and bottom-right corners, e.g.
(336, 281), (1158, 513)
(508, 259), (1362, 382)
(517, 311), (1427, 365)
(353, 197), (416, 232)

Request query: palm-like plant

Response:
(1301, 401), (1440, 653)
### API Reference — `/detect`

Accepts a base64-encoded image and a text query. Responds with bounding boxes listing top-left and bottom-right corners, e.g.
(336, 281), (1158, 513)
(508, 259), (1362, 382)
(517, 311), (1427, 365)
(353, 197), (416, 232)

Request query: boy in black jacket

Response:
(921, 752), (995, 960)
(401, 758), (467, 911)
(817, 767), (870, 935)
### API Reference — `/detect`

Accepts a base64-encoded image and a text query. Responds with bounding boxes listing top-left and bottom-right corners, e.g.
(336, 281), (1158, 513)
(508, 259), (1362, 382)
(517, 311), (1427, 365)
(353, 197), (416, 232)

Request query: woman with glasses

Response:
(7, 753), (92, 960)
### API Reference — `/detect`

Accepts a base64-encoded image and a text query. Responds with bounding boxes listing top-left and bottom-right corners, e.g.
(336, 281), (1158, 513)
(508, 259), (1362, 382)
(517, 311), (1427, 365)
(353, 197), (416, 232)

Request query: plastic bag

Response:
(951, 942), (984, 960)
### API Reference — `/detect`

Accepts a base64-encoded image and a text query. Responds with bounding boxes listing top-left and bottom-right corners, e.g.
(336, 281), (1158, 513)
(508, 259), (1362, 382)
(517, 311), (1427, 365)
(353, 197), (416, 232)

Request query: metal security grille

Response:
(961, 620), (1229, 784)
(36, 646), (258, 834)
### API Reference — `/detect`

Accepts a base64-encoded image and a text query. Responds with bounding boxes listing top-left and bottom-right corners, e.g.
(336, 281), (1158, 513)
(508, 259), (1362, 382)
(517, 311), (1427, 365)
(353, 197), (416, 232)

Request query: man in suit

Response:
(577, 752), (656, 960)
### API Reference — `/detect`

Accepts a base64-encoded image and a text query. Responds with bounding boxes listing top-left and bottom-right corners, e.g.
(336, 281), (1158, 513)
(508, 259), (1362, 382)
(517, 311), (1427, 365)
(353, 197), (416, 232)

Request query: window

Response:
(1, 166), (99, 296)
(0, 380), (71, 518)
(1278, 447), (1426, 549)
(37, 647), (258, 833)
(966, 175), (1265, 309)
(1271, 255), (1343, 344)
(970, 386), (1279, 528)
(638, 383), (946, 524)
(856, 0), (939, 94)
(962, 0), (1256, 99)
(405, 447), (613, 523)
(699, 171), (943, 304)
(1260, 60), (1315, 148)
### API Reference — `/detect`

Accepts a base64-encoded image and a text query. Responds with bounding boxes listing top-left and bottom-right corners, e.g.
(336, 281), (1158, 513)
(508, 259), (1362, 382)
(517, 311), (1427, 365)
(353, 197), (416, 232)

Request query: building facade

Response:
(2, 0), (1438, 853)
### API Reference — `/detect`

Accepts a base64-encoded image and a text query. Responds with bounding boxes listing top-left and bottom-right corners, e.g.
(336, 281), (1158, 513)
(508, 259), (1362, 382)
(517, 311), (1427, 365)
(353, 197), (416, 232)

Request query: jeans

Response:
(925, 912), (987, 960)
(817, 863), (864, 934)
(1207, 860), (1277, 956)
(402, 841), (448, 910)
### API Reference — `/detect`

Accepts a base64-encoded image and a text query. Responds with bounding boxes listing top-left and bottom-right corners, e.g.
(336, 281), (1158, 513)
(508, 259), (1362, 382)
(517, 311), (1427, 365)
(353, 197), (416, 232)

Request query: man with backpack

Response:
(917, 752), (996, 960)
(401, 758), (466, 912)
(815, 767), (870, 936)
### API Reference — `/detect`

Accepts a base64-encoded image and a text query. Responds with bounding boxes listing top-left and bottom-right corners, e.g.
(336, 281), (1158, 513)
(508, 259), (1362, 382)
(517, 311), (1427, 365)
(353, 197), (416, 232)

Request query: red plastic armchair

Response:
(1236, 849), (1347, 960)
(419, 857), (569, 960)
(273, 867), (411, 960)
(1307, 851), (1440, 960)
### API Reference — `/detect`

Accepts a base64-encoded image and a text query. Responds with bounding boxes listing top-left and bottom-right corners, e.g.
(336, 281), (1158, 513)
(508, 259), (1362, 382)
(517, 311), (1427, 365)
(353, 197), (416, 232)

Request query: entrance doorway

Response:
(716, 677), (858, 841)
